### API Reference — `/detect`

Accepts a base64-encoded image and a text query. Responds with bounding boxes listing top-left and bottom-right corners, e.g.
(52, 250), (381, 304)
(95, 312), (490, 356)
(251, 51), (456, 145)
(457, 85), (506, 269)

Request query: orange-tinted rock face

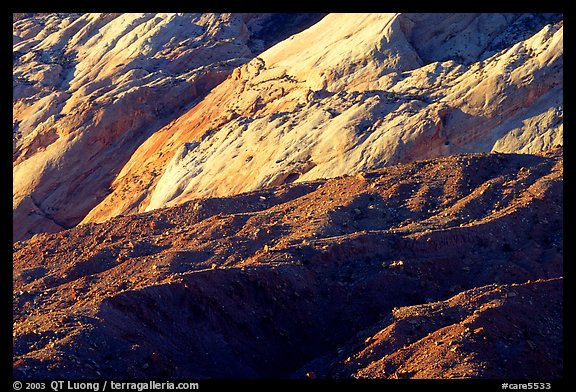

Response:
(85, 13), (562, 225)
(12, 13), (326, 241)
(14, 13), (562, 240)
(12, 13), (563, 380)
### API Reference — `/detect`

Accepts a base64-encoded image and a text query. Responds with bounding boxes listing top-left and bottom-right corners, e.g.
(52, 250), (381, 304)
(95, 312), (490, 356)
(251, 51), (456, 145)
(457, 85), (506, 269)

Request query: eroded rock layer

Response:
(13, 148), (563, 378)
(13, 13), (562, 241)
(13, 12), (325, 241)
(84, 13), (563, 225)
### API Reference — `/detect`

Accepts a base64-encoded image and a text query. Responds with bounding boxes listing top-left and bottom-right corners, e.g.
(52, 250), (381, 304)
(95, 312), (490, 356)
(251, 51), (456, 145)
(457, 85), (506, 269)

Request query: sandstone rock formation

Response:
(12, 13), (564, 380)
(81, 13), (563, 226)
(14, 13), (563, 241)
(13, 148), (563, 378)
(13, 12), (325, 241)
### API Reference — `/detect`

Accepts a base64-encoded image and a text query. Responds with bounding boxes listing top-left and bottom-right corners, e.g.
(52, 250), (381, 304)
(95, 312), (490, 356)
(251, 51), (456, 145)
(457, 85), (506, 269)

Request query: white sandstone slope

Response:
(83, 13), (562, 216)
(12, 12), (324, 241)
(13, 13), (563, 238)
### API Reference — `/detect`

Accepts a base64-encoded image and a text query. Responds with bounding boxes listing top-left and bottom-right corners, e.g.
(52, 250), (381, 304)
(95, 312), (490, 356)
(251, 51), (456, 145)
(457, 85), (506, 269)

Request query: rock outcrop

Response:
(317, 278), (562, 379)
(13, 148), (563, 378)
(81, 13), (563, 226)
(13, 12), (326, 241)
(12, 13), (564, 380)
(14, 13), (563, 241)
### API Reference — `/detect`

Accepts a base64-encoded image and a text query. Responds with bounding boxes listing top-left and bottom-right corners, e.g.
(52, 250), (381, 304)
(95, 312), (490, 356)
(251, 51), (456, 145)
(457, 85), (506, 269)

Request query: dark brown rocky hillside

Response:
(13, 147), (563, 379)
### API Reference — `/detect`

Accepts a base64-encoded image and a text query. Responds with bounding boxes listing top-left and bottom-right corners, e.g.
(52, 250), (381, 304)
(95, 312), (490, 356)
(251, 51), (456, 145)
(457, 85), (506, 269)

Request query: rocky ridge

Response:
(13, 148), (563, 378)
(13, 13), (563, 241)
(12, 12), (564, 380)
(83, 13), (563, 224)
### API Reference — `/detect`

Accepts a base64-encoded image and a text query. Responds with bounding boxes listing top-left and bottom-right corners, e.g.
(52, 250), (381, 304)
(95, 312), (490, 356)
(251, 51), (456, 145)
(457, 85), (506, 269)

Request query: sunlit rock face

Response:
(12, 12), (325, 241)
(13, 13), (562, 239)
